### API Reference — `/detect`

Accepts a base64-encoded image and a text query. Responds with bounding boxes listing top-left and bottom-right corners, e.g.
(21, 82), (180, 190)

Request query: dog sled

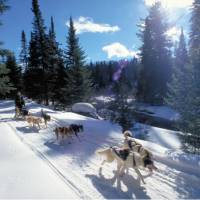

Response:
(14, 106), (29, 119)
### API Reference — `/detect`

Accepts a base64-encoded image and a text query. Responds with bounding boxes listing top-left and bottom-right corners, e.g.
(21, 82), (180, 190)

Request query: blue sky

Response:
(0, 0), (192, 62)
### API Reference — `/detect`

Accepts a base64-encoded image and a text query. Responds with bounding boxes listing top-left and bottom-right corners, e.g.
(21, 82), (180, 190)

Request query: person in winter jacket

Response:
(15, 91), (25, 113)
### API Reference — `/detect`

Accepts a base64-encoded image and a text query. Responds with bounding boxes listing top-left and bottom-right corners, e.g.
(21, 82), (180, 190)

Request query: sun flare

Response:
(144, 0), (193, 8)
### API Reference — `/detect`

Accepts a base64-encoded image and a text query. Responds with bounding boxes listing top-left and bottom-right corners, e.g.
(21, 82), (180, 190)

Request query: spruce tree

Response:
(0, 64), (14, 97)
(0, 0), (14, 97)
(19, 30), (28, 71)
(64, 17), (92, 105)
(137, 2), (172, 104)
(166, 28), (189, 111)
(29, 0), (52, 104)
(48, 16), (66, 105)
(0, 0), (9, 56)
(5, 54), (22, 93)
(185, 0), (200, 152)
(24, 31), (42, 99)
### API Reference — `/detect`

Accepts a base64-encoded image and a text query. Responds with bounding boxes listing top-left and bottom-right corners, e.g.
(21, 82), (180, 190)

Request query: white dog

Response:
(96, 146), (157, 184)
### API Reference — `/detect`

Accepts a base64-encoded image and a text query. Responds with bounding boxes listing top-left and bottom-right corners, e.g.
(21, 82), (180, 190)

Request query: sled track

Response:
(7, 121), (102, 199)
(6, 113), (200, 199)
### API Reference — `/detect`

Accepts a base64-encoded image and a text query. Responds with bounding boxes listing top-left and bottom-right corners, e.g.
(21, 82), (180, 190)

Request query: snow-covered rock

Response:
(72, 102), (101, 119)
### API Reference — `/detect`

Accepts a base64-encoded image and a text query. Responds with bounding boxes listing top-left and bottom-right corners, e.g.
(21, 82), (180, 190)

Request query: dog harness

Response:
(111, 147), (130, 161)
(127, 140), (132, 149)
(132, 153), (136, 167)
(137, 145), (142, 153)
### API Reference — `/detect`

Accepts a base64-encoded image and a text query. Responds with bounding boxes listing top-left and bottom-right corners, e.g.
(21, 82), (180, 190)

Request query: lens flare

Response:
(112, 60), (128, 81)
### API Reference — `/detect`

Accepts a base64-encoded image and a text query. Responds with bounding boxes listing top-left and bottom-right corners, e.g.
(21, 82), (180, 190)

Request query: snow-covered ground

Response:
(0, 100), (199, 199)
(0, 122), (79, 199)
(135, 104), (180, 121)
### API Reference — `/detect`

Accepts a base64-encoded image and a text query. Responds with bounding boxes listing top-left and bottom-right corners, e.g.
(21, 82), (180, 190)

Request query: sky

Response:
(0, 0), (193, 62)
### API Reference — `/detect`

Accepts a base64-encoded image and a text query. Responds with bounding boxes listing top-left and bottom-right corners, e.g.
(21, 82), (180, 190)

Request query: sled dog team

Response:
(15, 108), (51, 129)
(96, 130), (158, 184)
(15, 108), (83, 141)
(16, 107), (157, 184)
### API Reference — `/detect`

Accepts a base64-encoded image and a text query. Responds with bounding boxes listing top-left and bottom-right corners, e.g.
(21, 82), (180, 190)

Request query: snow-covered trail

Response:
(0, 122), (79, 199)
(0, 100), (200, 199)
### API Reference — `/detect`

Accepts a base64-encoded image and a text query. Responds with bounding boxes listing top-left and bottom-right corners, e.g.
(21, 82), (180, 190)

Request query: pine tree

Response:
(5, 54), (22, 93)
(137, 2), (172, 104)
(0, 0), (13, 97)
(48, 16), (66, 105)
(190, 0), (200, 74)
(19, 30), (28, 71)
(0, 63), (14, 97)
(25, 0), (52, 104)
(64, 17), (92, 105)
(184, 0), (200, 152)
(24, 31), (42, 99)
(0, 0), (9, 57)
(166, 28), (189, 110)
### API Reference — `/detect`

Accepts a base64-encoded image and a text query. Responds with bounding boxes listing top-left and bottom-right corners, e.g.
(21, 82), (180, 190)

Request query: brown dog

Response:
(26, 115), (42, 129)
(54, 126), (73, 141)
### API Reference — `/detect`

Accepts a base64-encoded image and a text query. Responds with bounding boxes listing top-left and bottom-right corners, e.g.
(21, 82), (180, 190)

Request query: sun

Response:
(144, 0), (193, 9)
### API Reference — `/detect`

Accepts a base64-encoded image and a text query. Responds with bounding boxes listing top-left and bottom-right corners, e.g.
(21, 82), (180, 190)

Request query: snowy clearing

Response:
(0, 100), (199, 199)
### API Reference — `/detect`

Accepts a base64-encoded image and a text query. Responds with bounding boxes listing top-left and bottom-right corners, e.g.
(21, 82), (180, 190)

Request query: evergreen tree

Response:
(190, 0), (200, 74)
(0, 63), (14, 97)
(0, 0), (13, 97)
(166, 0), (200, 152)
(24, 31), (42, 99)
(137, 2), (172, 104)
(48, 16), (66, 105)
(182, 0), (200, 152)
(19, 30), (28, 71)
(5, 54), (22, 92)
(110, 66), (133, 132)
(0, 0), (9, 56)
(166, 28), (189, 111)
(64, 17), (92, 105)
(175, 28), (189, 68)
(25, 0), (53, 105)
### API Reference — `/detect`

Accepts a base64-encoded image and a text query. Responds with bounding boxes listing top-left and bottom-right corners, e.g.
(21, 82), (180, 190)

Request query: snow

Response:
(0, 100), (200, 199)
(0, 122), (78, 199)
(72, 102), (96, 113)
(136, 104), (180, 121)
(134, 123), (181, 150)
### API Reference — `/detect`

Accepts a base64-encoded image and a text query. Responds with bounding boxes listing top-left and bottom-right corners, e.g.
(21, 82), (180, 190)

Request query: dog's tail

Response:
(95, 147), (111, 155)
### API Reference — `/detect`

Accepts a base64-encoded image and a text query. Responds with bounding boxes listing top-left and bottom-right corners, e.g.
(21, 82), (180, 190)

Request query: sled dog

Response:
(25, 115), (42, 129)
(123, 130), (153, 158)
(96, 146), (157, 184)
(41, 109), (51, 128)
(54, 126), (73, 141)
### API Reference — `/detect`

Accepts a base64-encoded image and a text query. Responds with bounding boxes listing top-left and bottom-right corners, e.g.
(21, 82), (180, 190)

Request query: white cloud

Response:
(66, 16), (120, 34)
(102, 42), (139, 59)
(166, 26), (182, 41)
(144, 0), (193, 8)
